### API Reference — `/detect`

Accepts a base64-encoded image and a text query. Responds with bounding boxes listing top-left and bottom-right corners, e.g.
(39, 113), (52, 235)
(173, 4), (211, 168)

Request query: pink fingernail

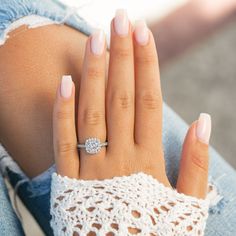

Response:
(91, 29), (105, 55)
(196, 113), (212, 144)
(61, 75), (73, 98)
(114, 9), (129, 36)
(134, 20), (149, 45)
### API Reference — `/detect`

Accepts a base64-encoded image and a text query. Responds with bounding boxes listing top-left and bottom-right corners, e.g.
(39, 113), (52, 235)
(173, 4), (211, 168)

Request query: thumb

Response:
(176, 113), (211, 199)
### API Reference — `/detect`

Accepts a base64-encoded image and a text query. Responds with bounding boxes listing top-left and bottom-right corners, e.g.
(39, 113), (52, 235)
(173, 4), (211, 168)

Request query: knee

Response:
(0, 23), (88, 92)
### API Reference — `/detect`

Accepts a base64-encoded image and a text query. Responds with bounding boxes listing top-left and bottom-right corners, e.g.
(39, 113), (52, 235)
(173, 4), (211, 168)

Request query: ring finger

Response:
(78, 29), (107, 161)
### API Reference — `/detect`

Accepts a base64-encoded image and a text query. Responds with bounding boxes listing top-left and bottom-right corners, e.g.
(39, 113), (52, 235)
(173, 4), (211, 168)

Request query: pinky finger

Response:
(52, 75), (79, 178)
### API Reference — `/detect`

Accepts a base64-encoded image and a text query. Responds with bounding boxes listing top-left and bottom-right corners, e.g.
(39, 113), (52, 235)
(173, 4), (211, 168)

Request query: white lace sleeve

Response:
(50, 172), (209, 236)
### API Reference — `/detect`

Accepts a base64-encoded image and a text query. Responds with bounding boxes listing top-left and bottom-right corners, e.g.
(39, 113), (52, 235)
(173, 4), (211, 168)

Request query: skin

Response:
(0, 24), (91, 177)
(0, 16), (208, 202)
(53, 16), (209, 200)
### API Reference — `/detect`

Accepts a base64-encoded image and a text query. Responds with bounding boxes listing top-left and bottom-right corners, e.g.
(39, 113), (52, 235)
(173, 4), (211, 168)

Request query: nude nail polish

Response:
(114, 9), (129, 36)
(196, 113), (212, 144)
(91, 29), (105, 55)
(61, 75), (73, 98)
(134, 20), (149, 45)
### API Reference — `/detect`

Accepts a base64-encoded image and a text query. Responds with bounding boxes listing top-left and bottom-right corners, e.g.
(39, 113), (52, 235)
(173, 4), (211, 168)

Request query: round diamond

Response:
(85, 138), (101, 154)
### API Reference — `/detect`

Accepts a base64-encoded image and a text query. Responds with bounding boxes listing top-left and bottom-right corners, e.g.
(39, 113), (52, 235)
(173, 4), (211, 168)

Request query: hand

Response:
(52, 9), (211, 199)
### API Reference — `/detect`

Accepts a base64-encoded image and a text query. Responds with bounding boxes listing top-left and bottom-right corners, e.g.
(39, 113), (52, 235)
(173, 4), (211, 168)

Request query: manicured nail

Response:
(114, 9), (129, 36)
(60, 75), (73, 98)
(91, 29), (105, 55)
(196, 113), (212, 144)
(134, 20), (149, 45)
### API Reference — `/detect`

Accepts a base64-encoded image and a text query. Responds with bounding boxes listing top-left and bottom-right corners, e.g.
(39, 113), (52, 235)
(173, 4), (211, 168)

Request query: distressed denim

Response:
(0, 174), (25, 236)
(0, 0), (236, 235)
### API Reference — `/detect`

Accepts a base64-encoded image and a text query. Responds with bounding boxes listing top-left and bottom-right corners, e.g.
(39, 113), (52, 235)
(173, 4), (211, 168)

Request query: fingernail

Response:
(196, 113), (212, 144)
(91, 29), (105, 55)
(134, 20), (149, 45)
(61, 75), (73, 98)
(114, 9), (129, 36)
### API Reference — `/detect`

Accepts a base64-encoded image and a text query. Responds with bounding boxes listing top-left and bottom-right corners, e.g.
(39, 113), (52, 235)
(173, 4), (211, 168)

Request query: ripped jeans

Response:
(0, 0), (236, 235)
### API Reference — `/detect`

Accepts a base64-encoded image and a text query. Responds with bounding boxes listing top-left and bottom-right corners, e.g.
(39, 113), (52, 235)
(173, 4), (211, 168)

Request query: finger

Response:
(53, 75), (79, 178)
(106, 9), (135, 149)
(78, 29), (107, 161)
(133, 20), (162, 148)
(177, 113), (211, 198)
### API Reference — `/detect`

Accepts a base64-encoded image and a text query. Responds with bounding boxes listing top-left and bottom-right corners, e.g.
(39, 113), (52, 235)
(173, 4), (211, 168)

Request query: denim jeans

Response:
(0, 174), (24, 236)
(0, 0), (236, 235)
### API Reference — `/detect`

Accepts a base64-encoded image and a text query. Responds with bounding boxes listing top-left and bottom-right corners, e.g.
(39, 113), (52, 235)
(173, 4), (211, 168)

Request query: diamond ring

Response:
(77, 137), (108, 155)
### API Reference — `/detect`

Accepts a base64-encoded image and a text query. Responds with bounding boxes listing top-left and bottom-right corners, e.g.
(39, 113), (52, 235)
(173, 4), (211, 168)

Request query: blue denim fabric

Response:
(0, 0), (236, 236)
(0, 0), (94, 45)
(0, 174), (25, 236)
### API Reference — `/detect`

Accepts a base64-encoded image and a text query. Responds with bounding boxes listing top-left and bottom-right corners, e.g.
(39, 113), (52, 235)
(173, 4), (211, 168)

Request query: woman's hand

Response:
(52, 9), (211, 199)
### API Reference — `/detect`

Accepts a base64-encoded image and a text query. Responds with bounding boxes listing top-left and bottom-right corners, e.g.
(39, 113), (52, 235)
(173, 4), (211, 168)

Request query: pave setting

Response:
(85, 138), (101, 154)
(77, 137), (108, 155)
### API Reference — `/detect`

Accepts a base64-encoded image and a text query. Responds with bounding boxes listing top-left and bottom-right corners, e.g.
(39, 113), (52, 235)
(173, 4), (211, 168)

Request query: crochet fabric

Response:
(50, 172), (209, 236)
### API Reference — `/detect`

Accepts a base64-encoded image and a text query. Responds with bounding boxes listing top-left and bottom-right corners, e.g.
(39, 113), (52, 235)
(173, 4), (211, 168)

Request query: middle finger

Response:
(106, 9), (135, 150)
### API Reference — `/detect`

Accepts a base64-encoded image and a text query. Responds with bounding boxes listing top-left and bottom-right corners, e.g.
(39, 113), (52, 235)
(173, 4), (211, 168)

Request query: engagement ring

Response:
(77, 137), (108, 154)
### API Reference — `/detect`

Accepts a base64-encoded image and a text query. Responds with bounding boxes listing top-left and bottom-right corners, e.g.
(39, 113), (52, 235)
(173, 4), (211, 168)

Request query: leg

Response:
(0, 24), (90, 178)
(0, 174), (24, 235)
(0, 4), (235, 236)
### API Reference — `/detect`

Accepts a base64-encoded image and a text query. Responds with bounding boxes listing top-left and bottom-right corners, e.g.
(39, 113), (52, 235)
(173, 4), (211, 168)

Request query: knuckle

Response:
(56, 141), (75, 155)
(113, 46), (131, 61)
(138, 91), (161, 110)
(142, 159), (155, 173)
(190, 152), (208, 173)
(117, 158), (132, 174)
(111, 91), (133, 109)
(86, 67), (104, 80)
(135, 51), (157, 66)
(55, 109), (73, 120)
(82, 108), (103, 126)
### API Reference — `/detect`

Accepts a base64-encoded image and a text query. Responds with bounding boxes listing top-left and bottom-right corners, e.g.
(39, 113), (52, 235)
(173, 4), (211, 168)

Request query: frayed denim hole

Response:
(207, 175), (228, 214)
